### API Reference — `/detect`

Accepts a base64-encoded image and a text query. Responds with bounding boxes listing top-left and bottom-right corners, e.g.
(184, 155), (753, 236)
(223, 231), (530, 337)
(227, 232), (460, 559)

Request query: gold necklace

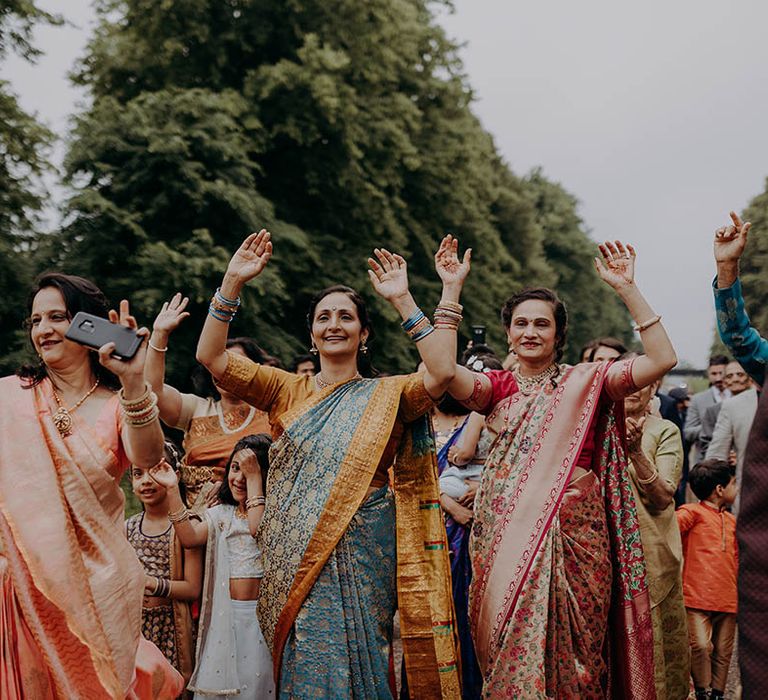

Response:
(514, 364), (558, 396)
(51, 377), (100, 436)
(315, 372), (361, 390)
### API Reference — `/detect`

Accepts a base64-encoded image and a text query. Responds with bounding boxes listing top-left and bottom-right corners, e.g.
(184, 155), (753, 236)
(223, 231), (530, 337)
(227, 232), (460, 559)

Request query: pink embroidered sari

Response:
(0, 375), (183, 699)
(470, 362), (656, 699)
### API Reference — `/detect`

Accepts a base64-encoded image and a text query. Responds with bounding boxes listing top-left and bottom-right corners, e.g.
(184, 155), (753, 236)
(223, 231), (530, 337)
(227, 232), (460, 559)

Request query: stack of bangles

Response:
(120, 383), (160, 427)
(401, 308), (434, 342)
(246, 495), (266, 510)
(209, 287), (240, 323)
(433, 300), (463, 331)
(168, 506), (190, 523)
(151, 577), (171, 598)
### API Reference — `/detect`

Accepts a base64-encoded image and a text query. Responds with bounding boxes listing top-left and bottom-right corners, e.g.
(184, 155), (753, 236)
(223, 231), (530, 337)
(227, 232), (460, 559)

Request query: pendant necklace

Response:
(51, 377), (100, 436)
(513, 364), (558, 396)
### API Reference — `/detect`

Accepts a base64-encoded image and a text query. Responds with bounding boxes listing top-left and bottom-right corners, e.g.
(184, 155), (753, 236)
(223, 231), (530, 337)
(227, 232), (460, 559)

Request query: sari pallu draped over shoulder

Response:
(470, 362), (656, 699)
(0, 375), (183, 699)
(257, 375), (461, 699)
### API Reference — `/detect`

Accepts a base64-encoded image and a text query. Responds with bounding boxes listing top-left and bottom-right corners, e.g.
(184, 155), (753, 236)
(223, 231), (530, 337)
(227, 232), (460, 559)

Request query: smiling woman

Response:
(194, 230), (461, 699)
(419, 238), (678, 698)
(0, 272), (183, 698)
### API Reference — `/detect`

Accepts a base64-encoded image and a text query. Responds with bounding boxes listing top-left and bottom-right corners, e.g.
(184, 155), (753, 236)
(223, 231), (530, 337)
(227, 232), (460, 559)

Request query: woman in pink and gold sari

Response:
(425, 238), (678, 698)
(0, 272), (183, 699)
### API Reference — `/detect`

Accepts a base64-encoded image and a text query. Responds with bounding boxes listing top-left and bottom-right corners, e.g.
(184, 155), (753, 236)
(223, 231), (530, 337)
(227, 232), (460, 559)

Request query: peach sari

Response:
(0, 375), (183, 699)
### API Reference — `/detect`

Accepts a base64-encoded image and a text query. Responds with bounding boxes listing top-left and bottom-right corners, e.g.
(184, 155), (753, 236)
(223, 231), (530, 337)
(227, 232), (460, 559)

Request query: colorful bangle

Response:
(401, 309), (426, 332)
(215, 288), (241, 307)
(411, 324), (436, 342)
(208, 304), (236, 323)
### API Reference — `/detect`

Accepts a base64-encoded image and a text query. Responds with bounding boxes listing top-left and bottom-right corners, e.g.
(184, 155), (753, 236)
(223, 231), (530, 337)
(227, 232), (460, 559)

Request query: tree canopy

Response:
(2, 0), (633, 382)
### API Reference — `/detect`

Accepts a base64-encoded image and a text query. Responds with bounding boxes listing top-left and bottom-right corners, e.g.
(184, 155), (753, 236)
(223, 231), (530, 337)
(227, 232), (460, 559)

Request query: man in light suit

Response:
(684, 354), (731, 463)
(706, 371), (758, 514)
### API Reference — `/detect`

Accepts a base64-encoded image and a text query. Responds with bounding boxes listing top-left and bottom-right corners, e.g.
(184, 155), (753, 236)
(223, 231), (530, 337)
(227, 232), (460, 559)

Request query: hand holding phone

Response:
(66, 312), (142, 360)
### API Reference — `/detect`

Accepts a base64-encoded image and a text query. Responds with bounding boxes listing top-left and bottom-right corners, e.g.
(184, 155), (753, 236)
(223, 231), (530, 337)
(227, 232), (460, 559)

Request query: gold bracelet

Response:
(633, 315), (661, 332)
(148, 341), (168, 353)
(437, 299), (463, 313)
(637, 470), (660, 486)
(168, 506), (190, 523)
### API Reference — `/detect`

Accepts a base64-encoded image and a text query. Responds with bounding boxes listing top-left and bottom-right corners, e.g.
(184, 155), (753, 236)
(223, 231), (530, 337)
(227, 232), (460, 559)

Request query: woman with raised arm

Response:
(146, 293), (270, 511)
(0, 272), (183, 699)
(195, 230), (461, 699)
(422, 239), (677, 699)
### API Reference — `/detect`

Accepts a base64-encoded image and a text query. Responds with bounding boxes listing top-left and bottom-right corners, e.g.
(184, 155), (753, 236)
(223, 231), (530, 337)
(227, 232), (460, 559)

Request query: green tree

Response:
(523, 169), (633, 361)
(738, 180), (768, 336)
(0, 1), (59, 374)
(54, 0), (631, 380)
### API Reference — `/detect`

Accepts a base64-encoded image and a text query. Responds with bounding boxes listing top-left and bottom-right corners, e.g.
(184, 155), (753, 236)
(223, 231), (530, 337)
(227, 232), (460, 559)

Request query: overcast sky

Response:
(4, 0), (768, 366)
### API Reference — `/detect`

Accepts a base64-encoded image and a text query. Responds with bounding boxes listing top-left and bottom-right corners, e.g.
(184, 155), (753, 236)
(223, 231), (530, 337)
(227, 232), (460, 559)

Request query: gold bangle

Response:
(633, 315), (661, 332)
(148, 341), (167, 353)
(438, 299), (463, 313)
(168, 506), (190, 523)
(637, 470), (660, 486)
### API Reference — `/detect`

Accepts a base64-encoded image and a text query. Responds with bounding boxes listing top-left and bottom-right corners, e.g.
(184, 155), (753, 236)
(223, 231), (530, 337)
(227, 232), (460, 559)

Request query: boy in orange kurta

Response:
(676, 459), (738, 700)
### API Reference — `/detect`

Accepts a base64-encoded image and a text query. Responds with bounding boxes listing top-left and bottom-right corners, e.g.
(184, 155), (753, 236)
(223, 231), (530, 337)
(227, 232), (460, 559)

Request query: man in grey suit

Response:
(701, 361), (752, 456)
(706, 369), (758, 514)
(684, 354), (731, 463)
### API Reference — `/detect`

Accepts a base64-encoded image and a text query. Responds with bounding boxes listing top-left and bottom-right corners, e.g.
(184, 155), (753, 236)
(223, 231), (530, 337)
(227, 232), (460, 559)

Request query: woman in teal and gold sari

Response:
(196, 230), (462, 699)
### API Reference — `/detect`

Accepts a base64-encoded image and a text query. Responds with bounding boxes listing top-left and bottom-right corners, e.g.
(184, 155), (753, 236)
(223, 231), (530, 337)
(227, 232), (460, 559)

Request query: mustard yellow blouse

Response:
(217, 351), (434, 488)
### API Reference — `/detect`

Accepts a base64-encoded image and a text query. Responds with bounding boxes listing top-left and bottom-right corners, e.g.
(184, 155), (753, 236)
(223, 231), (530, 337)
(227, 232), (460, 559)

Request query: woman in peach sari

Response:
(0, 272), (183, 699)
(422, 238), (677, 698)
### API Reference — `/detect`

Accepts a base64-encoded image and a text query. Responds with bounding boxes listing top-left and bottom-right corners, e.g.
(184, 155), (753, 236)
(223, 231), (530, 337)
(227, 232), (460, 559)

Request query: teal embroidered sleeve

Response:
(713, 277), (768, 385)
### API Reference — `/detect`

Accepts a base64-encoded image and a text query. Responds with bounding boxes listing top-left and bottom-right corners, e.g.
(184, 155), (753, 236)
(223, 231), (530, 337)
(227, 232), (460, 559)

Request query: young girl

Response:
(126, 441), (203, 690)
(150, 433), (275, 699)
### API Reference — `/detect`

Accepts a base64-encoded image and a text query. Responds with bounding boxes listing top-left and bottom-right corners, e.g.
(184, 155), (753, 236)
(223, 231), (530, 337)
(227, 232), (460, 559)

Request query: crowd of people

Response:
(0, 211), (764, 699)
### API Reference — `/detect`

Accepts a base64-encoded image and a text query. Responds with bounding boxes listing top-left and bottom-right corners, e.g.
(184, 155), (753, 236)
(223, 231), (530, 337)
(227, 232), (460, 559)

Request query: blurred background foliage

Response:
(2, 0), (653, 388)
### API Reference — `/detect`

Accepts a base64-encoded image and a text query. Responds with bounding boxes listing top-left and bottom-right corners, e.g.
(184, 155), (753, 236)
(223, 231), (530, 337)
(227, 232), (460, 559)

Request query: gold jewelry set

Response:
(51, 378), (100, 437)
(513, 364), (559, 395)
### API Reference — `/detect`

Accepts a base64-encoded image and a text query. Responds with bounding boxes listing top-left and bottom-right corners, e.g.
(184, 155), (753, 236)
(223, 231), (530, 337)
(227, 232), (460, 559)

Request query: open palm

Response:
(149, 459), (179, 489)
(226, 229), (272, 284)
(435, 234), (471, 287)
(594, 240), (636, 291)
(153, 292), (190, 334)
(367, 248), (410, 301)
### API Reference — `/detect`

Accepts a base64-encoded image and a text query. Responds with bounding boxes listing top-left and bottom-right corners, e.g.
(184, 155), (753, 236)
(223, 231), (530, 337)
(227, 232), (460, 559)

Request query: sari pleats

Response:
(280, 486), (396, 699)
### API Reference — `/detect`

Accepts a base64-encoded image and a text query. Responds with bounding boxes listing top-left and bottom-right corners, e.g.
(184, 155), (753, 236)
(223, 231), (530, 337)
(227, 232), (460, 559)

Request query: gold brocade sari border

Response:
(271, 378), (404, 684)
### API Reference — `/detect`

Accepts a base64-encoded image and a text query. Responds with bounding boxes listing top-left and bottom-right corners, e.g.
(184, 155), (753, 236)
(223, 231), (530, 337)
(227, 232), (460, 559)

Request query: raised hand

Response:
(367, 248), (410, 302)
(149, 459), (179, 490)
(98, 299), (149, 385)
(714, 211), (751, 264)
(153, 293), (190, 334)
(594, 240), (636, 291)
(434, 235), (471, 288)
(225, 229), (272, 285)
(625, 415), (646, 451)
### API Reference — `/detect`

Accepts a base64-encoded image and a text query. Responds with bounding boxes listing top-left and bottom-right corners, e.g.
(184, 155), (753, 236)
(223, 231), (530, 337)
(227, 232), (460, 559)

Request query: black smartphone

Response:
(65, 312), (142, 360)
(471, 324), (486, 347)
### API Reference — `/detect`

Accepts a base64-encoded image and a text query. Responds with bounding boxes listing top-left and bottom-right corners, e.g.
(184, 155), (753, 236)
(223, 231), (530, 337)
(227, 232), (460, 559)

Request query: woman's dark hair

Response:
(587, 337), (628, 362)
(689, 459), (734, 501)
(459, 343), (497, 365)
(306, 285), (377, 377)
(500, 287), (568, 364)
(192, 337), (275, 398)
(289, 353), (318, 373)
(578, 340), (598, 363)
(218, 433), (272, 506)
(17, 272), (121, 389)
